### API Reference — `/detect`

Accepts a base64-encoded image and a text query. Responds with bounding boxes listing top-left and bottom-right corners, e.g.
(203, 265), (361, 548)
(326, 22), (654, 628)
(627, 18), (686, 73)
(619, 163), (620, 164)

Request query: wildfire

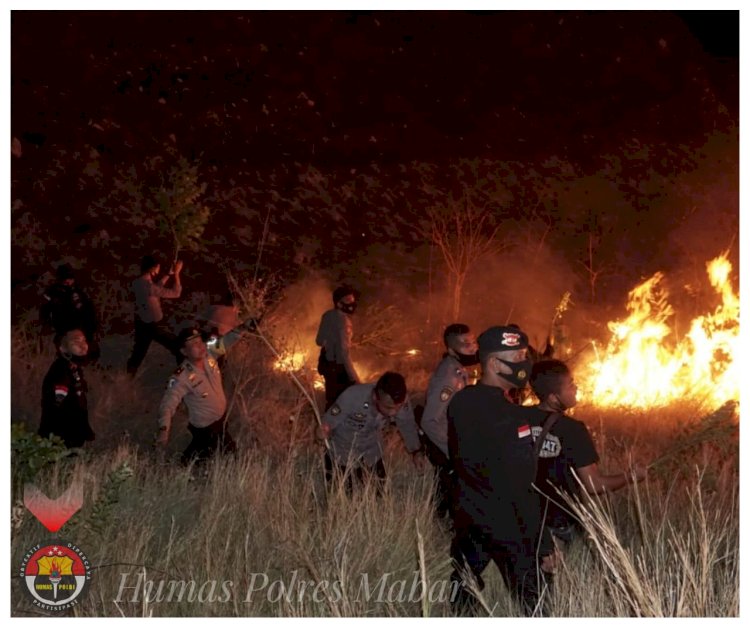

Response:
(273, 351), (307, 372)
(581, 254), (739, 409)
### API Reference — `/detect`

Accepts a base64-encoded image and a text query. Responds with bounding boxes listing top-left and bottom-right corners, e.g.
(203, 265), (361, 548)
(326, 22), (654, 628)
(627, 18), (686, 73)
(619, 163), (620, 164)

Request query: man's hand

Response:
(318, 423), (332, 441)
(242, 317), (260, 332)
(173, 260), (184, 275)
(411, 450), (428, 472)
(541, 547), (562, 574)
(630, 463), (648, 483)
(155, 427), (170, 447)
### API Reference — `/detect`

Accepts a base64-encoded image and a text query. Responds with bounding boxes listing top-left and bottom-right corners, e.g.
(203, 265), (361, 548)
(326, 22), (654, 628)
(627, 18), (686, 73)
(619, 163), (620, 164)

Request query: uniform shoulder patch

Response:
(54, 385), (69, 401)
(439, 387), (453, 402)
(330, 404), (341, 416)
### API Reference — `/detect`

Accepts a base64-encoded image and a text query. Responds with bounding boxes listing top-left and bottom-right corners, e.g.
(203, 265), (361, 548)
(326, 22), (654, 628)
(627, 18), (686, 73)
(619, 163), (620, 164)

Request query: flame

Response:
(581, 254), (738, 409)
(273, 351), (307, 372)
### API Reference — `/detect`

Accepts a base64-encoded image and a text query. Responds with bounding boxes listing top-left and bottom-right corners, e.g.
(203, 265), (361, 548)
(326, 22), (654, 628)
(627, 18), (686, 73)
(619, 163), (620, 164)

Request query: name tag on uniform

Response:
(518, 425), (531, 439)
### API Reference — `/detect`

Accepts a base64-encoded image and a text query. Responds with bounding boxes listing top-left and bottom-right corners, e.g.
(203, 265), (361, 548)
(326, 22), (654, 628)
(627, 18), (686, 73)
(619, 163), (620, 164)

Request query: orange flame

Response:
(580, 253), (739, 409)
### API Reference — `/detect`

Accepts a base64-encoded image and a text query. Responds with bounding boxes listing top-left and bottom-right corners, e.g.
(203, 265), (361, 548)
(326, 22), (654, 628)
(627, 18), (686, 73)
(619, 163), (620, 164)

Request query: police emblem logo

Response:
(19, 540), (92, 612)
(517, 370), (527, 380)
(330, 404), (341, 416)
(439, 387), (453, 402)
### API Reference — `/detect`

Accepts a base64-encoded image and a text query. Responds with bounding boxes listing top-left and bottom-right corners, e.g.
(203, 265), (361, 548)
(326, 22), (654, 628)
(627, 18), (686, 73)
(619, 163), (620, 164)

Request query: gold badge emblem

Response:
(440, 387), (453, 402)
(330, 405), (341, 416)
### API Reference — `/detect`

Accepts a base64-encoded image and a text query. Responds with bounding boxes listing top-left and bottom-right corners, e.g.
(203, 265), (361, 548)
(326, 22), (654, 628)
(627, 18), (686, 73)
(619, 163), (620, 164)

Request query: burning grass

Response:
(10, 326), (739, 616)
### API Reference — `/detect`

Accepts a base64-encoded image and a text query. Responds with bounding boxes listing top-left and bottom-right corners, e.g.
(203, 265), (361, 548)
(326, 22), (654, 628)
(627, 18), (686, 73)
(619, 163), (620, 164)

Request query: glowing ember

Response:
(406, 349), (421, 356)
(273, 351), (307, 372)
(581, 254), (739, 409)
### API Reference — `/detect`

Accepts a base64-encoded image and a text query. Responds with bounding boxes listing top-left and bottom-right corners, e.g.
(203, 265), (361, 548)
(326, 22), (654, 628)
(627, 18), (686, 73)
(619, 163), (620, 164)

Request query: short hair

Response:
(332, 285), (359, 305)
(140, 254), (159, 274)
(443, 323), (470, 348)
(530, 359), (571, 401)
(375, 371), (407, 404)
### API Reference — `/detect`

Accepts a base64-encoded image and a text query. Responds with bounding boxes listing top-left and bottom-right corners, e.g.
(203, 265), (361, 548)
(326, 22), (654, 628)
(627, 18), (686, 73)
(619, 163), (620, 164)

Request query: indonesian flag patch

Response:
(54, 385), (69, 401)
(517, 424), (531, 439)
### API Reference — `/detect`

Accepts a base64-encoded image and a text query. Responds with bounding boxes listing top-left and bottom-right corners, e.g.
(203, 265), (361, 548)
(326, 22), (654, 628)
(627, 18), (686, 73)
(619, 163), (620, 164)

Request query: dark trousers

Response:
(419, 431), (454, 518)
(450, 512), (545, 616)
(127, 317), (181, 375)
(324, 452), (386, 495)
(181, 416), (237, 465)
(318, 355), (355, 410)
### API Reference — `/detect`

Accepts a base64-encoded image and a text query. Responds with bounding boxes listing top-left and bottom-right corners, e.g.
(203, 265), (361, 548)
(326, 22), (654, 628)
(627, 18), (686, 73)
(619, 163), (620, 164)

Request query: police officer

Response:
(40, 264), (100, 361)
(320, 372), (426, 492)
(315, 285), (360, 410)
(38, 329), (95, 448)
(156, 319), (255, 464)
(420, 323), (478, 516)
(126, 255), (184, 376)
(448, 325), (557, 616)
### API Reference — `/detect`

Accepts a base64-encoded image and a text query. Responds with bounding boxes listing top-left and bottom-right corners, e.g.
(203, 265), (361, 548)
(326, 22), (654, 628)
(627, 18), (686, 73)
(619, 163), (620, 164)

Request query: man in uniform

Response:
(419, 323), (478, 516)
(38, 329), (96, 448)
(315, 285), (360, 409)
(320, 371), (426, 492)
(126, 255), (184, 376)
(529, 359), (647, 543)
(448, 325), (557, 616)
(40, 264), (100, 361)
(156, 318), (255, 464)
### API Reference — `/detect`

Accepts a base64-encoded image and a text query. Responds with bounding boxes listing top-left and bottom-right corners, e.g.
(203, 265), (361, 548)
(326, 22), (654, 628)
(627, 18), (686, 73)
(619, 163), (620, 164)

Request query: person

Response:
(505, 323), (553, 405)
(38, 329), (95, 448)
(40, 264), (100, 361)
(126, 255), (184, 376)
(529, 359), (647, 543)
(198, 291), (241, 369)
(315, 285), (361, 409)
(448, 325), (557, 616)
(156, 319), (256, 464)
(419, 323), (478, 517)
(320, 372), (426, 493)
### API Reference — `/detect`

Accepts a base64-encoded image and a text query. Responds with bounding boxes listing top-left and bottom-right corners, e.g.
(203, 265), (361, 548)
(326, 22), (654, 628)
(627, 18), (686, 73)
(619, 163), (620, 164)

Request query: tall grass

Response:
(10, 327), (738, 617)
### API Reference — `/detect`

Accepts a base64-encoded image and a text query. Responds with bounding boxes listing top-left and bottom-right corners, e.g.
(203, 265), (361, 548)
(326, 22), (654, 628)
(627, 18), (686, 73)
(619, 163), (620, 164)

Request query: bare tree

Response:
(426, 191), (503, 320)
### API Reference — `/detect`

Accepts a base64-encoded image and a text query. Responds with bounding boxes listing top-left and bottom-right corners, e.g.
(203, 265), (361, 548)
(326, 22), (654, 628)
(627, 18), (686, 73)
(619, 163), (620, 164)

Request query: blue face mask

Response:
(496, 358), (532, 387)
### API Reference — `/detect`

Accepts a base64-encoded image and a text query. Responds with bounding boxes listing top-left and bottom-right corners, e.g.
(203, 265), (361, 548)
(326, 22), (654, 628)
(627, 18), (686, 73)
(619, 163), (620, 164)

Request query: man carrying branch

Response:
(127, 255), (184, 376)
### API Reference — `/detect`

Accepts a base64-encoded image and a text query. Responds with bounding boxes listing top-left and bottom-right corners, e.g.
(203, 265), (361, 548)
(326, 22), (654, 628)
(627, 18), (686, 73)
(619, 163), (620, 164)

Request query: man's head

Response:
(55, 263), (76, 286)
(373, 371), (408, 417)
(140, 254), (160, 276)
(443, 323), (479, 366)
(333, 285), (359, 314)
(530, 359), (578, 410)
(177, 327), (206, 362)
(55, 329), (88, 358)
(477, 325), (532, 390)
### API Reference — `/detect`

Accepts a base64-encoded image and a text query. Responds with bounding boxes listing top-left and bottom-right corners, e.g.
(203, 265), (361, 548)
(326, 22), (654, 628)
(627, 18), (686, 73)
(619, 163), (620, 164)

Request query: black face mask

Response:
(339, 302), (357, 315)
(496, 358), (532, 387)
(455, 351), (479, 367)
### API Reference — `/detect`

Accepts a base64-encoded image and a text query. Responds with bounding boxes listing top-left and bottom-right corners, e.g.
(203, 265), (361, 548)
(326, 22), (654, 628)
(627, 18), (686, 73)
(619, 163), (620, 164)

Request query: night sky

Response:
(10, 9), (739, 328)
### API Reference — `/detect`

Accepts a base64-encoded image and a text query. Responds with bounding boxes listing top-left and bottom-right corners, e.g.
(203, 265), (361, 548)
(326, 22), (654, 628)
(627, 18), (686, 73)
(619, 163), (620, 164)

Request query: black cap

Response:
(332, 285), (359, 305)
(177, 327), (203, 348)
(55, 263), (75, 281)
(477, 325), (529, 362)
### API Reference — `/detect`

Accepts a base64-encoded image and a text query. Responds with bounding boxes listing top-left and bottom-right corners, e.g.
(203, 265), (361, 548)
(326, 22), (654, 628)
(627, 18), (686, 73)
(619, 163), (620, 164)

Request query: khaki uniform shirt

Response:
(323, 383), (421, 467)
(421, 355), (470, 457)
(158, 327), (243, 432)
(315, 308), (358, 382)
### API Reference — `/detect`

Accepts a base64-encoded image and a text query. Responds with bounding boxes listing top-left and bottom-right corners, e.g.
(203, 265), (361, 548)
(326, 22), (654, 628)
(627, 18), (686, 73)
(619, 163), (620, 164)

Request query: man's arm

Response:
(420, 370), (452, 457)
(337, 316), (359, 384)
(208, 317), (258, 357)
(575, 463), (647, 495)
(156, 374), (189, 445)
(393, 398), (423, 455)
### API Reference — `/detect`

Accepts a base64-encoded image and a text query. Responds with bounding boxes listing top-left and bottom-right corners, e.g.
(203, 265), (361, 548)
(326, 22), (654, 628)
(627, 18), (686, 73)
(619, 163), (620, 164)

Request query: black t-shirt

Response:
(527, 407), (599, 529)
(448, 384), (550, 554)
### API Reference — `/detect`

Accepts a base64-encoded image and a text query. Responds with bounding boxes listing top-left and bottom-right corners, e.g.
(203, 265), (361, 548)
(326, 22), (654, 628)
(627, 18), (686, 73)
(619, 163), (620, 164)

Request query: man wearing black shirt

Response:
(529, 359), (647, 541)
(448, 325), (557, 616)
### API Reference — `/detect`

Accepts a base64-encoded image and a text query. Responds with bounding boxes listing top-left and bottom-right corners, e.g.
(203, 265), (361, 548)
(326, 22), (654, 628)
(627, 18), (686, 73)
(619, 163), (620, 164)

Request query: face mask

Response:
(496, 358), (532, 387)
(455, 351), (479, 367)
(339, 302), (357, 315)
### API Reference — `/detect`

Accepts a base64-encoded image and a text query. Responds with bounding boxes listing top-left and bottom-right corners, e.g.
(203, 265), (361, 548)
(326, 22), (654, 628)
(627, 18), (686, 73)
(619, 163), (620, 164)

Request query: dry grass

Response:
(10, 325), (739, 617)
